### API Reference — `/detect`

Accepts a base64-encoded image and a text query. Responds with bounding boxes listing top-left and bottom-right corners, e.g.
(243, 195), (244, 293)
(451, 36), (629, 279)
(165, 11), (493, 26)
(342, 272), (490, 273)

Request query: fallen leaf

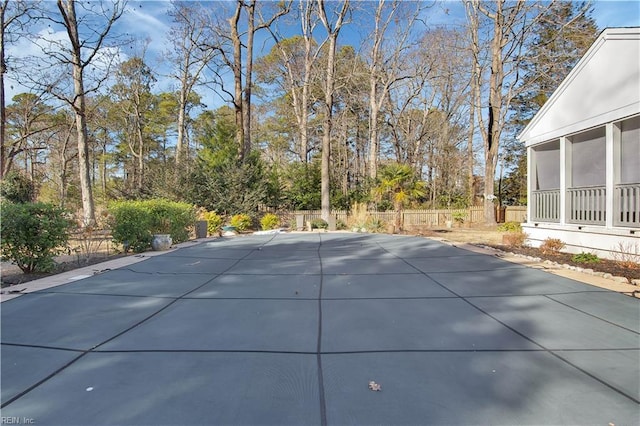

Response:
(368, 381), (381, 391)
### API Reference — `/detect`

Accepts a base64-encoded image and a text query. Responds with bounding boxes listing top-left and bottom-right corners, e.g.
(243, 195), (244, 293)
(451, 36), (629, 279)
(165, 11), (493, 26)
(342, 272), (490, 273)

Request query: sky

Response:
(5, 0), (640, 109)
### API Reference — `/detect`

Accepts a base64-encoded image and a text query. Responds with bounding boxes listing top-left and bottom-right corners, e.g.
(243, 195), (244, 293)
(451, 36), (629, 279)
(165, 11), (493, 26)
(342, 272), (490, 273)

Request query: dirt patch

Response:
(1, 253), (127, 288)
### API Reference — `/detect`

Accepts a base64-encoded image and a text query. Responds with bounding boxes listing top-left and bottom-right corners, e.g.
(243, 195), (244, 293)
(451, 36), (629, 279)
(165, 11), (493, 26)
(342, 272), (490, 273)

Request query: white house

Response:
(518, 27), (640, 259)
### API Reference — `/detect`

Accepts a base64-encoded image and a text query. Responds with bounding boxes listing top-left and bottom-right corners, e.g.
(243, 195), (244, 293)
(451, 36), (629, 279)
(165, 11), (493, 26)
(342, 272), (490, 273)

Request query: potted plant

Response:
(150, 217), (172, 251)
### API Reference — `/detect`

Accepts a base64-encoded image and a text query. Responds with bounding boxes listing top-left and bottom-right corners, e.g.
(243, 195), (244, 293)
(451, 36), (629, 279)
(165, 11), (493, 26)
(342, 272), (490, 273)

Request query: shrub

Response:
(611, 242), (640, 269)
(109, 199), (196, 252)
(0, 171), (35, 203)
(203, 211), (224, 236)
(452, 211), (465, 224)
(540, 238), (565, 255)
(497, 221), (521, 232)
(572, 252), (600, 264)
(145, 199), (196, 243)
(108, 200), (152, 253)
(502, 231), (527, 248)
(366, 218), (387, 233)
(310, 218), (328, 229)
(0, 202), (72, 273)
(260, 213), (280, 230)
(347, 202), (370, 229)
(230, 213), (252, 231)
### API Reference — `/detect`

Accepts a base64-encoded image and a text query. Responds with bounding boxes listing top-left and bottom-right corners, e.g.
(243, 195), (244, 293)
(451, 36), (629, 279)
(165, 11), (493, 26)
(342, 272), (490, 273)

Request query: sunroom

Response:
(519, 28), (639, 259)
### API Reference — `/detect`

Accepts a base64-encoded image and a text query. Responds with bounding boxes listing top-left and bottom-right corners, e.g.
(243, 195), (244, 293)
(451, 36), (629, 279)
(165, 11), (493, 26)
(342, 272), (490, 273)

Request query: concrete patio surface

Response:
(1, 233), (638, 425)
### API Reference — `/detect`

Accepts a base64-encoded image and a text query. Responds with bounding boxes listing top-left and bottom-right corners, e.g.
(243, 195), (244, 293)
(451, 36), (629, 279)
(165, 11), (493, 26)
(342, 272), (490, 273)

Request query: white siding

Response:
(519, 29), (640, 146)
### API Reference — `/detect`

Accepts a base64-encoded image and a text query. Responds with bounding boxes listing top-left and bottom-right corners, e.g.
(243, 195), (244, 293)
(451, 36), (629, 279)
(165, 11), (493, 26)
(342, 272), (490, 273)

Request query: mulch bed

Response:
(488, 245), (640, 281)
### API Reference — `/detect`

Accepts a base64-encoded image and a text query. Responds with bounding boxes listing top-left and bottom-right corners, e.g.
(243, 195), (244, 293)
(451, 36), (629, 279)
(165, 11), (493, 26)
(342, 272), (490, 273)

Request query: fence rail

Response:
(281, 206), (526, 229)
(568, 186), (606, 225)
(615, 183), (640, 228)
(531, 189), (560, 222)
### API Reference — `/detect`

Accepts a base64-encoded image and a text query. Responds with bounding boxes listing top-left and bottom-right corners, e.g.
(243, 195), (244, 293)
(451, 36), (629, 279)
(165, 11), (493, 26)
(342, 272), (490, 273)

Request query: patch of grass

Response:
(310, 218), (328, 229)
(572, 252), (600, 264)
(497, 221), (521, 232)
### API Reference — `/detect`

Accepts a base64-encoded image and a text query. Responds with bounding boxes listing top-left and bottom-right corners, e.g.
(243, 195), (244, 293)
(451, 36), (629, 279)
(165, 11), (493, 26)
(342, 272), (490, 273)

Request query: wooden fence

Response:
(279, 206), (527, 228)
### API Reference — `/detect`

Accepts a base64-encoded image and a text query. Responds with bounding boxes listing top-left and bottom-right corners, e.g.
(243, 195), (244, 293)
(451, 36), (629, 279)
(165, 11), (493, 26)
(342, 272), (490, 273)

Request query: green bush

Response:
(260, 213), (280, 230)
(203, 211), (224, 235)
(452, 211), (466, 224)
(145, 199), (196, 243)
(230, 213), (252, 231)
(497, 221), (522, 232)
(108, 200), (153, 253)
(310, 218), (328, 229)
(0, 171), (34, 203)
(572, 252), (600, 264)
(0, 202), (72, 272)
(109, 199), (196, 252)
(366, 218), (387, 233)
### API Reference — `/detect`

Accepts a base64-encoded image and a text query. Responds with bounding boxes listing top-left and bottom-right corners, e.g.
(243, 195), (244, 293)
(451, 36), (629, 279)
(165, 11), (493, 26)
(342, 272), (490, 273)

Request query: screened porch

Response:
(530, 115), (640, 229)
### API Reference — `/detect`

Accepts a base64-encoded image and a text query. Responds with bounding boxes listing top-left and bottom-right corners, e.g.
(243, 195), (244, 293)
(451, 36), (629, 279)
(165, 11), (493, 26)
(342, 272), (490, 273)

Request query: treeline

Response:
(1, 0), (599, 226)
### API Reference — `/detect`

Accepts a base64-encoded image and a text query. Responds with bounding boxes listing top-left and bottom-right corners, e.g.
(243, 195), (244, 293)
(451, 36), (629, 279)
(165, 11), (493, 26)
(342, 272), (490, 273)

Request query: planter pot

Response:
(151, 234), (172, 251)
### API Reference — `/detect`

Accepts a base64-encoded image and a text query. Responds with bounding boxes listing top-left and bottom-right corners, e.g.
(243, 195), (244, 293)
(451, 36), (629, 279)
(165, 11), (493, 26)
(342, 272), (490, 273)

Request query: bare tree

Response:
(205, 0), (290, 161)
(267, 0), (323, 163)
(167, 2), (215, 168)
(464, 0), (481, 207)
(466, 0), (545, 224)
(366, 0), (423, 179)
(58, 0), (126, 225)
(1, 0), (38, 178)
(317, 0), (350, 222)
(18, 1), (126, 224)
(4, 92), (55, 178)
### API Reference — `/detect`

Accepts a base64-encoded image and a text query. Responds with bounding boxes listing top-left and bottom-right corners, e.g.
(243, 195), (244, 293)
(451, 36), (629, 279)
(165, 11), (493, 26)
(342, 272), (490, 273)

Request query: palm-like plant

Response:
(373, 163), (426, 229)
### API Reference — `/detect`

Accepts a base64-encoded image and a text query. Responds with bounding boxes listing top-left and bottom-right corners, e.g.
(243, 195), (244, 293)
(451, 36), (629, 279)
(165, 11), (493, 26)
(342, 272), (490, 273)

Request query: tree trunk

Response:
(176, 85), (187, 166)
(72, 74), (96, 226)
(317, 0), (349, 222)
(320, 58), (333, 222)
(60, 0), (96, 226)
(229, 2), (244, 161)
(242, 1), (256, 160)
(483, 5), (505, 226)
(466, 3), (480, 208)
(0, 1), (6, 179)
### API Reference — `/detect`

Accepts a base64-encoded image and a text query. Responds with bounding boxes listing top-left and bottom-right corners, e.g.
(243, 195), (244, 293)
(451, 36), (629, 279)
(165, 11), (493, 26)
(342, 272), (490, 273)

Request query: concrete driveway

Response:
(1, 233), (638, 425)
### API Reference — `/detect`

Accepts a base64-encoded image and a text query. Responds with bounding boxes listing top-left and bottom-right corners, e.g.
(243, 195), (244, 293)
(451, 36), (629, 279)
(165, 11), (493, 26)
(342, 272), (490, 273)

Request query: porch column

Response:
(527, 145), (533, 224)
(560, 136), (568, 225)
(605, 123), (614, 229)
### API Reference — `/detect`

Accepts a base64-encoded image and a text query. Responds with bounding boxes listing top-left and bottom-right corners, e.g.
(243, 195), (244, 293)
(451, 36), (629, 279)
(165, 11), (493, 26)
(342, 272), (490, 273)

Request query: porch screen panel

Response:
(571, 127), (605, 187)
(534, 140), (560, 190)
(620, 116), (640, 184)
(617, 116), (640, 227)
(532, 141), (560, 222)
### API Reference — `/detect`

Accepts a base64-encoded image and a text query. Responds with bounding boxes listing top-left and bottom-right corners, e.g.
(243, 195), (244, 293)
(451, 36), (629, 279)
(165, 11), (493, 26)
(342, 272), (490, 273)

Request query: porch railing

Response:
(531, 189), (560, 222)
(615, 183), (640, 228)
(568, 186), (606, 225)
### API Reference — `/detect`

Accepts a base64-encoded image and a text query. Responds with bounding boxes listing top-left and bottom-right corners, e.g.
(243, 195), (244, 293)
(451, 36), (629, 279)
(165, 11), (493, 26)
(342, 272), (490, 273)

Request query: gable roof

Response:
(518, 27), (640, 147)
